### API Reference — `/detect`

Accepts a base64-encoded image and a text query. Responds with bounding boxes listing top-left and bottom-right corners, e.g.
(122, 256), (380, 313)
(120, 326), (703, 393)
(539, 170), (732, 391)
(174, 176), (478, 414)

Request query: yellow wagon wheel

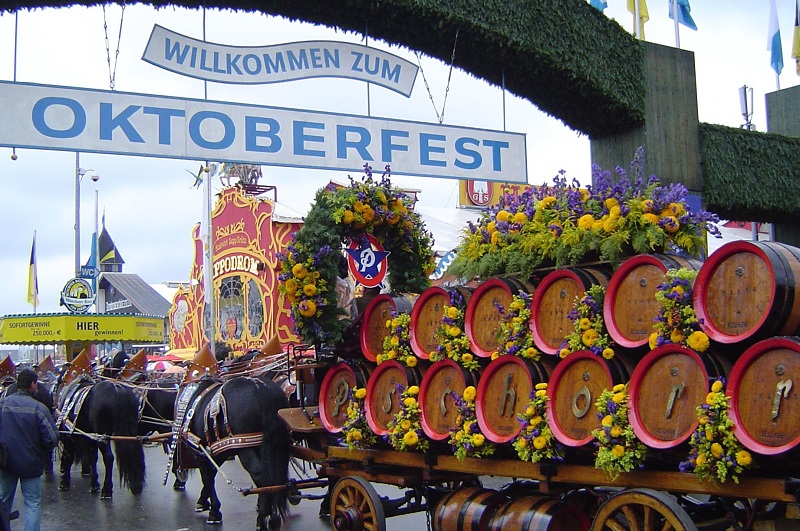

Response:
(331, 476), (387, 531)
(592, 488), (698, 531)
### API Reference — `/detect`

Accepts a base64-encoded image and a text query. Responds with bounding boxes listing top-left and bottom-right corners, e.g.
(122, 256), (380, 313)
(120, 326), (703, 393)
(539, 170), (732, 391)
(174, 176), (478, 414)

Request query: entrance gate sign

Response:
(0, 81), (528, 183)
(143, 25), (420, 97)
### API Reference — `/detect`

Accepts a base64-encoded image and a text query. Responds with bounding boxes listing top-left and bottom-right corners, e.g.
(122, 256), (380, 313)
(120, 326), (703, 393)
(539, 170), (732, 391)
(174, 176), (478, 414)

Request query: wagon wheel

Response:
(331, 476), (386, 531)
(592, 488), (698, 531)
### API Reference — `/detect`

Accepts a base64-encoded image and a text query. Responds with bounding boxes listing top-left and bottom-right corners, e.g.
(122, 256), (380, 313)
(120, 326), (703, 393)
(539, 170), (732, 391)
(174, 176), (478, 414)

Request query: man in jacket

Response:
(0, 369), (58, 531)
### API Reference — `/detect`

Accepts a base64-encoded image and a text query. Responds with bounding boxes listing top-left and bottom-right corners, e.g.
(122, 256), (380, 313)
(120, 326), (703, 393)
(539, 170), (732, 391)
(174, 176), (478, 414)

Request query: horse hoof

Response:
(268, 514), (281, 531)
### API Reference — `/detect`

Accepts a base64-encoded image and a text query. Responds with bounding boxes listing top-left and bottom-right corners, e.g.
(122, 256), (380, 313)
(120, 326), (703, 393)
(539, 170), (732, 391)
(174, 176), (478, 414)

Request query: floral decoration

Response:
(649, 268), (710, 352)
(430, 289), (479, 371)
(559, 284), (616, 359)
(448, 385), (495, 461)
(449, 147), (721, 280)
(680, 379), (754, 483)
(592, 383), (648, 479)
(512, 383), (563, 463)
(340, 387), (378, 450)
(278, 164), (435, 346)
(494, 292), (540, 361)
(379, 311), (418, 367)
(386, 384), (429, 452)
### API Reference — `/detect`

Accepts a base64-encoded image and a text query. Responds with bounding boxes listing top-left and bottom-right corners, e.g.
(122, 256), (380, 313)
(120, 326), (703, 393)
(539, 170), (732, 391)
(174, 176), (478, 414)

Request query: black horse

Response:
(179, 376), (290, 530)
(56, 376), (146, 498)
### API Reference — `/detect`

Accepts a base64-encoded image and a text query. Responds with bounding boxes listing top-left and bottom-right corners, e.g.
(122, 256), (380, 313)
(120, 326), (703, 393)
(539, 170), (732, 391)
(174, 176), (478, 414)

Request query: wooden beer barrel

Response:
(465, 277), (533, 358)
(604, 254), (702, 349)
(360, 293), (417, 362)
(432, 487), (509, 531)
(530, 267), (611, 355)
(547, 350), (631, 447)
(410, 286), (473, 360)
(488, 495), (590, 531)
(318, 361), (374, 433)
(628, 344), (729, 450)
(364, 359), (425, 436)
(419, 359), (479, 441)
(693, 241), (800, 345)
(728, 337), (800, 455)
(476, 355), (557, 443)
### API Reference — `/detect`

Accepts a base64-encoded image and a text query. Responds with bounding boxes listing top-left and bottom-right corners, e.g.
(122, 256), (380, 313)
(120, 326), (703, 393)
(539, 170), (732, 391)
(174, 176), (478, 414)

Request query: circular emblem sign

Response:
(466, 180), (493, 206)
(61, 278), (95, 314)
(345, 235), (390, 288)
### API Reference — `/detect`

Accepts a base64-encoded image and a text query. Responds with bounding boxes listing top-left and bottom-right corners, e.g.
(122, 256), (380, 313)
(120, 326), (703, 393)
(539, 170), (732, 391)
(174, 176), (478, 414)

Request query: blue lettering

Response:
(351, 51), (363, 72)
(381, 62), (401, 83)
(212, 51), (225, 74)
(420, 133), (446, 167)
(287, 50), (309, 71)
(189, 111), (235, 150)
(336, 125), (372, 160)
(245, 116), (282, 153)
(483, 139), (510, 171)
(323, 49), (340, 68)
(190, 47), (198, 68)
(454, 137), (481, 170)
(381, 130), (409, 162)
(226, 54), (242, 75)
(31, 97), (86, 139)
(263, 53), (285, 74)
(364, 54), (380, 76)
(293, 121), (325, 157)
(100, 103), (144, 143)
(199, 49), (213, 72)
(143, 107), (185, 145)
(164, 38), (190, 64)
(243, 54), (261, 75)
(310, 48), (323, 69)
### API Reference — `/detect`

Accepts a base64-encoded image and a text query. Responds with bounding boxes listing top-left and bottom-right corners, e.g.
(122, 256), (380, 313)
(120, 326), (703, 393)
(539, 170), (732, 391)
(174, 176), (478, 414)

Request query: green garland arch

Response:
(278, 165), (435, 347)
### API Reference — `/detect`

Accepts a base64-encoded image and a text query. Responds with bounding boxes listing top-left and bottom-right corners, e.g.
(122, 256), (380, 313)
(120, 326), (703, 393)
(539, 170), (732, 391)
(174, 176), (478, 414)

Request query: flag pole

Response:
(635, 1), (642, 39)
(673, 0), (681, 48)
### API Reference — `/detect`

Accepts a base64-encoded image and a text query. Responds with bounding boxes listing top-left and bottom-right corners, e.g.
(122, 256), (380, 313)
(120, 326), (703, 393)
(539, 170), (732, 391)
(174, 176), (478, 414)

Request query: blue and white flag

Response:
(589, 0), (608, 12)
(768, 0), (784, 75)
(669, 0), (697, 31)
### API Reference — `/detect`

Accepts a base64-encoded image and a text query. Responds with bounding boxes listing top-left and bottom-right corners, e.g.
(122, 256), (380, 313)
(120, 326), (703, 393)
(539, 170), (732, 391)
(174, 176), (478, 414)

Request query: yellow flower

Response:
(698, 416), (708, 425)
(403, 430), (419, 446)
(577, 214), (595, 230)
(462, 353), (474, 363)
(612, 384), (625, 393)
(407, 386), (419, 396)
(491, 352), (500, 360)
(284, 278), (298, 294)
(463, 386), (477, 402)
(602, 217), (617, 233)
(299, 300), (317, 318)
(705, 428), (714, 441)
(601, 415), (613, 427)
(291, 263), (308, 279)
(642, 199), (654, 212)
(610, 426), (622, 438)
(612, 445), (625, 458)
(581, 329), (599, 346)
(351, 430), (362, 441)
(711, 380), (724, 393)
(446, 306), (459, 319)
(533, 436), (547, 450)
(376, 354), (385, 364)
(539, 196), (556, 209)
(403, 397), (417, 407)
(303, 283), (317, 296)
(687, 331), (710, 352)
(491, 231), (500, 245)
(530, 416), (542, 426)
(342, 210), (354, 224)
(496, 210), (511, 222)
(605, 197), (619, 210)
(642, 212), (660, 224)
(406, 356), (418, 368)
(670, 329), (685, 344)
(609, 205), (621, 220)
(710, 443), (724, 458)
(648, 332), (659, 350)
(612, 392), (625, 404)
(535, 383), (548, 391)
(463, 421), (473, 432)
(662, 215), (680, 233)
(525, 406), (535, 416)
(706, 392), (718, 405)
(455, 431), (463, 441)
(400, 419), (412, 430)
(736, 450), (752, 466)
(473, 433), (485, 447)
(602, 348), (615, 359)
(449, 326), (461, 337)
(696, 453), (707, 466)
(559, 348), (570, 359)
(354, 388), (367, 400)
(486, 221), (497, 233)
(579, 318), (592, 331)
(513, 212), (529, 224)
(535, 389), (546, 398)
(386, 350), (397, 360)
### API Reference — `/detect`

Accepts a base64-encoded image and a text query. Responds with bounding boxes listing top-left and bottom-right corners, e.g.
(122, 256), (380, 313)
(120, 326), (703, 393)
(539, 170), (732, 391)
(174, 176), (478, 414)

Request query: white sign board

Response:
(143, 25), (419, 97)
(0, 81), (528, 183)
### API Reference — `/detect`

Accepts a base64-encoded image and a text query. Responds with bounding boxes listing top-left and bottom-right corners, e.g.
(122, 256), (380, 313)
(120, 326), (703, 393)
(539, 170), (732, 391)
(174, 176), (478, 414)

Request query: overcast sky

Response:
(0, 1), (797, 318)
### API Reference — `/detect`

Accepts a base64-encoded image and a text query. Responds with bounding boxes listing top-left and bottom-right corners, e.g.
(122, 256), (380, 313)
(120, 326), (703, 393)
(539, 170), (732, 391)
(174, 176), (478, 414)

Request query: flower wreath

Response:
(379, 311), (418, 367)
(340, 387), (378, 450)
(592, 383), (648, 479)
(649, 268), (710, 352)
(494, 292), (540, 361)
(680, 379), (754, 483)
(512, 383), (563, 463)
(559, 284), (616, 359)
(430, 290), (479, 371)
(386, 385), (429, 452)
(278, 165), (435, 347)
(448, 385), (495, 460)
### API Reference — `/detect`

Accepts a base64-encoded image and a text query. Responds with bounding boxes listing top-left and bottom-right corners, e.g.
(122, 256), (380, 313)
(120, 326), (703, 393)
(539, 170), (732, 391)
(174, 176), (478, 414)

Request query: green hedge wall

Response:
(7, 0), (645, 137)
(700, 123), (800, 222)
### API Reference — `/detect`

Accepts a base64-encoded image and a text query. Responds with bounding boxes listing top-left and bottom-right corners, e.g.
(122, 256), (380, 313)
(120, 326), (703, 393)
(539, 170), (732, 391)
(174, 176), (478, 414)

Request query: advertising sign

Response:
(0, 81), (528, 183)
(0, 314), (165, 343)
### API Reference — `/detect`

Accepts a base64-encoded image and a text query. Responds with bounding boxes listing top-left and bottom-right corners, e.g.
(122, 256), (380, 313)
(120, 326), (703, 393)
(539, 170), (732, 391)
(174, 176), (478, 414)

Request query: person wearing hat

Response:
(0, 369), (58, 531)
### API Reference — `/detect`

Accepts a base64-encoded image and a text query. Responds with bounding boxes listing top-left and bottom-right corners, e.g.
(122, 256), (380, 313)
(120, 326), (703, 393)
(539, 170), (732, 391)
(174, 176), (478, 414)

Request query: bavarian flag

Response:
(627, 0), (649, 40)
(793, 0), (800, 75)
(27, 234), (39, 307)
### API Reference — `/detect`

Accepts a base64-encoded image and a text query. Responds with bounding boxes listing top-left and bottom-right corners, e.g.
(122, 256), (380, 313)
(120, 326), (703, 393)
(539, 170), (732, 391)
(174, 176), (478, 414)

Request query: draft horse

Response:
(56, 374), (146, 498)
(178, 375), (291, 530)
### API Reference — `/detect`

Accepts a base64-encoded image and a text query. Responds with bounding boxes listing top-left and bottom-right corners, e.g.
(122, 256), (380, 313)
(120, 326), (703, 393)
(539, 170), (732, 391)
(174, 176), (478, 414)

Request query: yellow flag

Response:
(793, 0), (800, 75)
(27, 235), (39, 307)
(627, 0), (650, 40)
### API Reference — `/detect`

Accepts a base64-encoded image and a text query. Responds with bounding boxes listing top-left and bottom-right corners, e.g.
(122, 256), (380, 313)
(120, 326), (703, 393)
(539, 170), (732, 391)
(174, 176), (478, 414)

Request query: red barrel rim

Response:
(360, 294), (396, 362)
(476, 355), (533, 443)
(530, 269), (584, 355)
(318, 362), (356, 433)
(546, 350), (613, 447)
(409, 286), (449, 360)
(627, 344), (707, 449)
(365, 359), (409, 436)
(603, 254), (667, 349)
(728, 337), (800, 455)
(419, 359), (468, 440)
(464, 278), (518, 357)
(693, 241), (776, 344)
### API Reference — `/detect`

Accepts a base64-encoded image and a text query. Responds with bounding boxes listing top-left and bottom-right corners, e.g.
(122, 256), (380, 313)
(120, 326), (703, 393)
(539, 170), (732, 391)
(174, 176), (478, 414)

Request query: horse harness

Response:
(55, 378), (93, 433)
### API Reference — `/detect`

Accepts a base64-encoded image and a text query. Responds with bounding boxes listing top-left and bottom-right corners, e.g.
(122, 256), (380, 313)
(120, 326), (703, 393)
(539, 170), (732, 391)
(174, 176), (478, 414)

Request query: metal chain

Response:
(414, 29), (459, 124)
(102, 2), (126, 90)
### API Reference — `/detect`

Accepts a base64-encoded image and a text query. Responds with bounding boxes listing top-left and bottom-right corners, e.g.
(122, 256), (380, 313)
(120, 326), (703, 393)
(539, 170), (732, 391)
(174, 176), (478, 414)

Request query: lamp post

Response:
(74, 152), (99, 277)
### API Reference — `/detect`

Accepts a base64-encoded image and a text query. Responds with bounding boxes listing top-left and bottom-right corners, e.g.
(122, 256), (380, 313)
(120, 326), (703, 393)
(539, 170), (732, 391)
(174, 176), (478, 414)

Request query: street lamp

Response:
(74, 152), (99, 277)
